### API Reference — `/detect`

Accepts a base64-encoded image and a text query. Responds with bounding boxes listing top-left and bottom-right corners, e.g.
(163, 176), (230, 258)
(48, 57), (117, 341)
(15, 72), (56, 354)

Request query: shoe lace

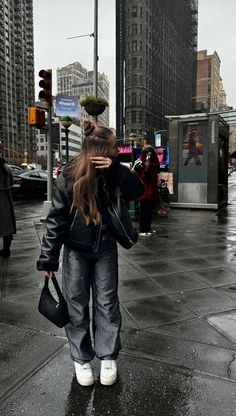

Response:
(82, 363), (90, 371)
(103, 360), (114, 370)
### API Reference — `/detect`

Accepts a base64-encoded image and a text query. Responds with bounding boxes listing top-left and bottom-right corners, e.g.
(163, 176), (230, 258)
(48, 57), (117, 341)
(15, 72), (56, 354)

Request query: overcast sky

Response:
(33, 0), (236, 126)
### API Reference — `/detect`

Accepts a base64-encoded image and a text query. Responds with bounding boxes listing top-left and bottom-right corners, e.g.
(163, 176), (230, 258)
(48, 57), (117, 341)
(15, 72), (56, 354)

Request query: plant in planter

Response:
(80, 96), (109, 116)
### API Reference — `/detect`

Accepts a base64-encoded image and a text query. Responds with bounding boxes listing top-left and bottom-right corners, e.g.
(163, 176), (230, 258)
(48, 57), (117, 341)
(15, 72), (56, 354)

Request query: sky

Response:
(33, 0), (236, 127)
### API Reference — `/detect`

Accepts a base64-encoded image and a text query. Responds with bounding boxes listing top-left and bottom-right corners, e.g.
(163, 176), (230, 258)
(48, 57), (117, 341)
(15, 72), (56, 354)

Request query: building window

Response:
(132, 57), (137, 69)
(132, 6), (137, 17)
(132, 23), (137, 34)
(132, 74), (137, 85)
(132, 40), (137, 51)
(132, 92), (137, 105)
(131, 111), (136, 123)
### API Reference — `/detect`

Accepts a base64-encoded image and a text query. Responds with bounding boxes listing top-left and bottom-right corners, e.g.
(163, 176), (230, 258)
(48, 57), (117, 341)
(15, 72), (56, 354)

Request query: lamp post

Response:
(128, 133), (137, 166)
(67, 0), (98, 107)
(60, 116), (72, 163)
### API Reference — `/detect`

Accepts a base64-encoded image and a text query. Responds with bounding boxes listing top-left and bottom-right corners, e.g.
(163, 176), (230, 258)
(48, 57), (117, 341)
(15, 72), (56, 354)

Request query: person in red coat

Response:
(133, 145), (160, 236)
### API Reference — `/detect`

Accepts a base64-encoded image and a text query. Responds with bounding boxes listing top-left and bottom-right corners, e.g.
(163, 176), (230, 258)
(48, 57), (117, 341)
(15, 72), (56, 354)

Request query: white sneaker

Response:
(139, 232), (150, 237)
(100, 360), (117, 386)
(74, 362), (94, 386)
(147, 230), (157, 235)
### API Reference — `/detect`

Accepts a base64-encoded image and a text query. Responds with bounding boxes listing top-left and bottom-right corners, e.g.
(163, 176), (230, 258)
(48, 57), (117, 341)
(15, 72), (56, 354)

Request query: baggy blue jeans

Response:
(62, 232), (121, 363)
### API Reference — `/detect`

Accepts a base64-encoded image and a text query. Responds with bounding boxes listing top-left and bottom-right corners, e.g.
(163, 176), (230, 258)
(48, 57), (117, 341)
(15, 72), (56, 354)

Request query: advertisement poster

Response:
(182, 124), (204, 166)
(158, 172), (173, 194)
(55, 95), (79, 117)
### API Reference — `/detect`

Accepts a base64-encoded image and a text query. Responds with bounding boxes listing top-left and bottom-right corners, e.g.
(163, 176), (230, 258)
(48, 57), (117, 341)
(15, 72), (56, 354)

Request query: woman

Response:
(0, 147), (16, 258)
(37, 121), (144, 387)
(133, 145), (160, 236)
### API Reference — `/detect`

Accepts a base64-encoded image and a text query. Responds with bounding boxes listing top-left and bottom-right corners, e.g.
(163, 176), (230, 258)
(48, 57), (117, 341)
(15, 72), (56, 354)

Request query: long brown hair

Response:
(64, 119), (115, 225)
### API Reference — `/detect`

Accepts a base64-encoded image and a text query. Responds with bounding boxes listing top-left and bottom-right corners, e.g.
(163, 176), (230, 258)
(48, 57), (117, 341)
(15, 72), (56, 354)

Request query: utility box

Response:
(167, 113), (229, 209)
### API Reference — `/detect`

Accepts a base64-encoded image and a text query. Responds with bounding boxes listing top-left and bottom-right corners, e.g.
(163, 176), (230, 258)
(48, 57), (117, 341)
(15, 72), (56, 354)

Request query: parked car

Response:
(13, 170), (48, 195)
(8, 164), (23, 171)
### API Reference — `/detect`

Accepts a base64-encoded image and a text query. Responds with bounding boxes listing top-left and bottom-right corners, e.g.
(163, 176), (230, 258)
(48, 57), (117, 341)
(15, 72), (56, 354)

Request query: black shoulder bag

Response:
(102, 194), (138, 250)
(38, 274), (70, 328)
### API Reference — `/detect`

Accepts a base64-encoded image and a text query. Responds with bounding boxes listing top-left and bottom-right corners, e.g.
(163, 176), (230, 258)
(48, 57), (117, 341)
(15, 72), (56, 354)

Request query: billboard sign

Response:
(55, 95), (79, 117)
(118, 146), (132, 154)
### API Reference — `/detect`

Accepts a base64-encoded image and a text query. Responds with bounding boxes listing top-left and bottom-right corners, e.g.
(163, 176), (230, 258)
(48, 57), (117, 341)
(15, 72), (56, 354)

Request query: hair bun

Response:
(84, 119), (96, 137)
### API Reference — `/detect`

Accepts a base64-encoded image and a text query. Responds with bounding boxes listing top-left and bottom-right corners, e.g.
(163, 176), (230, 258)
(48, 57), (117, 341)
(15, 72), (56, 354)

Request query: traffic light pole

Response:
(93, 0), (98, 100)
(93, 0), (98, 122)
(41, 106), (53, 221)
(47, 106), (53, 201)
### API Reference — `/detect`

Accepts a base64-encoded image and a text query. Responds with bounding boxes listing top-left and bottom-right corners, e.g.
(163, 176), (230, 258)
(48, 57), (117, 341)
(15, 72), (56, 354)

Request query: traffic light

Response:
(38, 69), (52, 107)
(28, 107), (46, 127)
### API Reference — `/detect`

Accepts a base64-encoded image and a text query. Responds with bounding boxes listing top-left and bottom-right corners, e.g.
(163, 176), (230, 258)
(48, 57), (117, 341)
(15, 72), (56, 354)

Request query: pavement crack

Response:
(227, 353), (236, 378)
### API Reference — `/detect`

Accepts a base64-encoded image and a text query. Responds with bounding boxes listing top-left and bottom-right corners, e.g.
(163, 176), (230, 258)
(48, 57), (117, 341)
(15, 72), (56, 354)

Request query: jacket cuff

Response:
(36, 260), (59, 271)
(107, 156), (120, 176)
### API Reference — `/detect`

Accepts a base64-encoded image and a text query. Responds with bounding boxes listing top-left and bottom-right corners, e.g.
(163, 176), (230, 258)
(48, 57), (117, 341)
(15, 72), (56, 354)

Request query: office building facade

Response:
(0, 0), (35, 164)
(116, 0), (198, 141)
(196, 50), (228, 113)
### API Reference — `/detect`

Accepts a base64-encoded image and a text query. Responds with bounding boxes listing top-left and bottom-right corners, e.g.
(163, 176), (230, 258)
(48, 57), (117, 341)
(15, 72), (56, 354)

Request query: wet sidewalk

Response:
(1, 178), (236, 415)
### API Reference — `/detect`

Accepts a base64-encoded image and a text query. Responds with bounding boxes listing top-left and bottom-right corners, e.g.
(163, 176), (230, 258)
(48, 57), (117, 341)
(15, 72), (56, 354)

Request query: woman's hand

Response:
(44, 271), (54, 278)
(90, 156), (112, 169)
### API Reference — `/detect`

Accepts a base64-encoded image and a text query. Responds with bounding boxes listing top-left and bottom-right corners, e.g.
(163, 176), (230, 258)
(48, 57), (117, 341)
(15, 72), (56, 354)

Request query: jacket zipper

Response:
(93, 222), (102, 256)
(70, 208), (78, 231)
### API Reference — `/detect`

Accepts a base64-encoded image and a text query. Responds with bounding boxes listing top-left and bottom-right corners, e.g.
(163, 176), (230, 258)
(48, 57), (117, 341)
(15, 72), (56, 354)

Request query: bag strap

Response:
(44, 274), (65, 302)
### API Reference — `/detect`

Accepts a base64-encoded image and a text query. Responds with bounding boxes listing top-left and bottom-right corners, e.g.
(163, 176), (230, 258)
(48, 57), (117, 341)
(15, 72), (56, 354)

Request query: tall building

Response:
(57, 62), (87, 96)
(0, 0), (35, 164)
(196, 50), (228, 112)
(116, 0), (198, 141)
(57, 63), (109, 128)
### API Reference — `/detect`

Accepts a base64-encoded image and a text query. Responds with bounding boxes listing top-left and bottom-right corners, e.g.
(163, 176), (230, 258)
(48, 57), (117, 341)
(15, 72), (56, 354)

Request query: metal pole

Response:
(93, 0), (98, 100)
(131, 142), (134, 166)
(47, 106), (53, 201)
(65, 127), (69, 162)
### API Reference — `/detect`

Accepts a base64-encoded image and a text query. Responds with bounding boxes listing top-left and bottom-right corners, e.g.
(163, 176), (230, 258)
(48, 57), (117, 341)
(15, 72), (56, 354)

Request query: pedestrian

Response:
(0, 145), (16, 257)
(37, 120), (144, 387)
(133, 145), (160, 236)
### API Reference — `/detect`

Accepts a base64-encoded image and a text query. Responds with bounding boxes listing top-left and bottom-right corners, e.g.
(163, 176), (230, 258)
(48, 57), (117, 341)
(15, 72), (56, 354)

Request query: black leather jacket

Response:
(37, 158), (144, 272)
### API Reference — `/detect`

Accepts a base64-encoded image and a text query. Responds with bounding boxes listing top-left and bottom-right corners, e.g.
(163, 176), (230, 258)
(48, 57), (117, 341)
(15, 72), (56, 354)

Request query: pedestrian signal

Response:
(28, 107), (46, 127)
(38, 69), (52, 107)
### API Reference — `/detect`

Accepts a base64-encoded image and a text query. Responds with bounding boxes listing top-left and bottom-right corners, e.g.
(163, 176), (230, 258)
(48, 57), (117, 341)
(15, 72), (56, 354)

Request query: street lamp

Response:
(60, 116), (72, 163)
(67, 0), (98, 101)
(128, 132), (137, 166)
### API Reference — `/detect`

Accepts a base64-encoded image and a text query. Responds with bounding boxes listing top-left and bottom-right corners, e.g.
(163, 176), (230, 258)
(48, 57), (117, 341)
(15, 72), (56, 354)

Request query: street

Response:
(1, 175), (236, 415)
